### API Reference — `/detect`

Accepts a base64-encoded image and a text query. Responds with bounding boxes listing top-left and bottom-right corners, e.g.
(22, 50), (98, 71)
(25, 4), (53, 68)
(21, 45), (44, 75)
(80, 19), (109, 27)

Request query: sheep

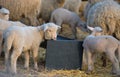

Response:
(83, 26), (120, 75)
(3, 23), (60, 74)
(0, 19), (26, 55)
(40, 0), (65, 22)
(0, 6), (9, 20)
(86, 0), (120, 67)
(0, 0), (41, 26)
(84, 0), (106, 21)
(87, 0), (120, 39)
(63, 0), (81, 14)
(50, 8), (87, 39)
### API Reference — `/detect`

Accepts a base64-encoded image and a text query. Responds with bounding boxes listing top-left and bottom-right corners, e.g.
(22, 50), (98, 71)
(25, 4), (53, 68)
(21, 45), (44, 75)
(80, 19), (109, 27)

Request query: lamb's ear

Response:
(0, 7), (10, 15)
(57, 26), (61, 29)
(38, 24), (48, 32)
(87, 25), (94, 31)
(43, 24), (48, 32)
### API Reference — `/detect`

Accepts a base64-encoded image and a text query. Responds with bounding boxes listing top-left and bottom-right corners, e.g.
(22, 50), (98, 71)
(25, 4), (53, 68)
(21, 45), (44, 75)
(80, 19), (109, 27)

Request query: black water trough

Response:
(41, 35), (83, 70)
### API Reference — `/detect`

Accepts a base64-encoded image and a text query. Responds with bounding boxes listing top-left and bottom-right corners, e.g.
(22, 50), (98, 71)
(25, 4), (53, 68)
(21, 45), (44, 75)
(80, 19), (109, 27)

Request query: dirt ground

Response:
(0, 48), (118, 77)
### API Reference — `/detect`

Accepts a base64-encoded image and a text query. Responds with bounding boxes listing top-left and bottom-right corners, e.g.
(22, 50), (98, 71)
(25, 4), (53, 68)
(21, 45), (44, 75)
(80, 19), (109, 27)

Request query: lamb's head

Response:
(0, 6), (10, 20)
(87, 26), (103, 36)
(40, 23), (61, 40)
(77, 21), (88, 32)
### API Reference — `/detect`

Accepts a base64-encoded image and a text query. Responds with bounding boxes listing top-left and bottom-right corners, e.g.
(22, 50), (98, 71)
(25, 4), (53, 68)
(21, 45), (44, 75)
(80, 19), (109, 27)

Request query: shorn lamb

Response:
(3, 23), (60, 75)
(83, 26), (120, 75)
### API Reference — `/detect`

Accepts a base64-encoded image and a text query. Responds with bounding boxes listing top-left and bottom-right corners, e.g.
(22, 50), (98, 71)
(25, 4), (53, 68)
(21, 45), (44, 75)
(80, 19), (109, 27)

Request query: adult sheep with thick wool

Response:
(63, 0), (81, 14)
(0, 6), (9, 20)
(50, 8), (87, 39)
(87, 0), (120, 39)
(83, 26), (120, 75)
(84, 0), (105, 21)
(0, 0), (41, 26)
(3, 23), (60, 74)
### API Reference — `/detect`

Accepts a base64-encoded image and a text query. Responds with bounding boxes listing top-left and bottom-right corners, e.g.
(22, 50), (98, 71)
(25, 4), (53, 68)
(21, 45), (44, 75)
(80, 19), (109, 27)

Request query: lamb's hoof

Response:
(116, 71), (120, 77)
(10, 71), (16, 76)
(102, 64), (106, 67)
(34, 67), (38, 71)
(86, 70), (92, 74)
(24, 67), (29, 70)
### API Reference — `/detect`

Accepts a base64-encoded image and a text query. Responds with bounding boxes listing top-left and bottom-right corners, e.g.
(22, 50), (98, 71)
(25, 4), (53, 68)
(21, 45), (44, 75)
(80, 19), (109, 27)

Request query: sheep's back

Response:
(83, 36), (119, 52)
(0, 0), (41, 25)
(0, 19), (26, 31)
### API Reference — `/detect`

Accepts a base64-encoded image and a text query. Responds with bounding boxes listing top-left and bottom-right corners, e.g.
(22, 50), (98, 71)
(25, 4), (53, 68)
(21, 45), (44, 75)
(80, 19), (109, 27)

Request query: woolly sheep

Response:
(87, 0), (120, 39)
(84, 0), (106, 20)
(83, 26), (120, 75)
(3, 23), (60, 74)
(0, 6), (9, 20)
(40, 0), (65, 22)
(63, 0), (81, 14)
(50, 8), (87, 39)
(0, 0), (41, 26)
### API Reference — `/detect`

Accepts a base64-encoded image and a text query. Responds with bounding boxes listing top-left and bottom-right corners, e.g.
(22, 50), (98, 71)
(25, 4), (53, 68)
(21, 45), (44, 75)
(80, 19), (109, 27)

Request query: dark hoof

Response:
(24, 67), (29, 70)
(34, 68), (38, 71)
(86, 70), (92, 74)
(102, 64), (106, 67)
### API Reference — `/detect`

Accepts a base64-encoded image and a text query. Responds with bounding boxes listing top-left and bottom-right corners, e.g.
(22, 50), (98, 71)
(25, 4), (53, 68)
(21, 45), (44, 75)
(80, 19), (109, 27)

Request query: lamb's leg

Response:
(117, 45), (120, 63)
(5, 49), (10, 73)
(101, 53), (107, 67)
(11, 49), (22, 74)
(33, 48), (39, 70)
(85, 50), (94, 74)
(71, 25), (77, 39)
(106, 51), (119, 75)
(24, 51), (30, 70)
(0, 31), (3, 56)
(56, 21), (62, 33)
(82, 50), (87, 65)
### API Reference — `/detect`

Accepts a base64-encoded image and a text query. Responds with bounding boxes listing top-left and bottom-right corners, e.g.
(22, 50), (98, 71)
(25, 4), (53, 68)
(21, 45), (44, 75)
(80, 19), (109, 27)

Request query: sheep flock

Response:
(0, 0), (120, 76)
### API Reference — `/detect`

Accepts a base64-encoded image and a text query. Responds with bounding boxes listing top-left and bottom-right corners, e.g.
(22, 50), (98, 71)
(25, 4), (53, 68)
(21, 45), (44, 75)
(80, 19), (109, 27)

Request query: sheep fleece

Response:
(0, 0), (41, 26)
(87, 0), (120, 39)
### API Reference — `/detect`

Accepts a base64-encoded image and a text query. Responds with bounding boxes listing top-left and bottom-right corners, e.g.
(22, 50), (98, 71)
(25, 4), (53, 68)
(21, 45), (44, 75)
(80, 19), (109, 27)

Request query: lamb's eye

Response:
(48, 29), (52, 32)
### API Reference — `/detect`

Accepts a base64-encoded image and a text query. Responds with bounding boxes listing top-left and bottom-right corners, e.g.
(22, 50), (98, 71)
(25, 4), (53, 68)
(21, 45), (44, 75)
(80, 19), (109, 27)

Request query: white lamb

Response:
(83, 26), (120, 75)
(3, 23), (60, 74)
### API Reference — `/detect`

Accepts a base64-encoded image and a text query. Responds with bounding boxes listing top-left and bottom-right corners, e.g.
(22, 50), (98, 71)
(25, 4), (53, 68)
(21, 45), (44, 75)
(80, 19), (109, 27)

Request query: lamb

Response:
(50, 8), (87, 39)
(0, 6), (9, 20)
(3, 23), (60, 74)
(0, 0), (41, 26)
(83, 26), (120, 75)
